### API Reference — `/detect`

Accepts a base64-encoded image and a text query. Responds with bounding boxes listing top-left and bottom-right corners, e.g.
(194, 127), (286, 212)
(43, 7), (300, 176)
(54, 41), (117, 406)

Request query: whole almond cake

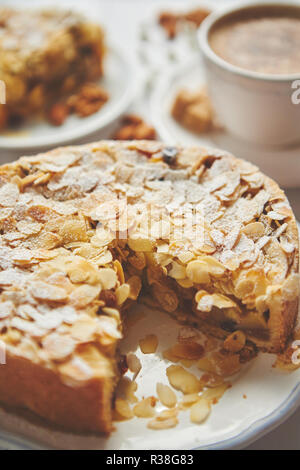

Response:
(0, 141), (298, 433)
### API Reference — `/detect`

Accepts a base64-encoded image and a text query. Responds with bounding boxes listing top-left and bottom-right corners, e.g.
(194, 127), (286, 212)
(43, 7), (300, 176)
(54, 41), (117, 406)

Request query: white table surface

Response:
(1, 0), (300, 450)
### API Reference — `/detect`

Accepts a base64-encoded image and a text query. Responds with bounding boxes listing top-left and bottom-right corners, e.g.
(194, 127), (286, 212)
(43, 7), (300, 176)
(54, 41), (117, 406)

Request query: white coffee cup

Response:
(198, 1), (300, 147)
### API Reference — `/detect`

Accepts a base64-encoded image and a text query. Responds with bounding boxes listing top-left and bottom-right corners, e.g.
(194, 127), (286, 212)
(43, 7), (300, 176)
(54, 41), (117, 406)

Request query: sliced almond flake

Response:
(218, 170), (240, 197)
(70, 284), (101, 308)
(115, 283), (130, 305)
(11, 317), (46, 338)
(190, 398), (211, 424)
(202, 196), (222, 223)
(42, 333), (76, 360)
(97, 315), (122, 339)
(209, 158), (232, 177)
(16, 337), (40, 361)
(219, 250), (240, 271)
(91, 230), (114, 248)
(102, 307), (120, 321)
(147, 416), (178, 430)
(205, 173), (227, 193)
(37, 152), (81, 173)
(210, 229), (224, 246)
(154, 408), (178, 420)
(201, 383), (231, 402)
(48, 168), (98, 193)
(267, 211), (286, 221)
(33, 172), (51, 186)
(179, 393), (201, 409)
(17, 304), (39, 320)
(166, 365), (200, 394)
(156, 242), (170, 254)
(177, 251), (194, 264)
(223, 225), (240, 250)
(238, 160), (258, 175)
(99, 268), (117, 289)
(233, 233), (255, 255)
(0, 270), (25, 286)
(32, 249), (58, 261)
(212, 293), (237, 309)
(273, 223), (288, 238)
(71, 316), (98, 342)
(0, 183), (19, 207)
(271, 202), (293, 218)
(114, 398), (134, 420)
(3, 231), (26, 242)
(16, 220), (42, 235)
(12, 248), (35, 264)
(93, 250), (113, 266)
(280, 236), (295, 254)
(242, 222), (265, 240)
(255, 236), (270, 250)
(185, 182), (206, 203)
(156, 383), (177, 408)
(186, 260), (210, 284)
(214, 192), (230, 203)
(0, 301), (14, 319)
(35, 313), (63, 331)
(0, 208), (13, 219)
(168, 261), (186, 280)
(196, 294), (213, 313)
(241, 171), (264, 188)
(30, 281), (68, 302)
(282, 274), (299, 301)
(133, 397), (157, 418)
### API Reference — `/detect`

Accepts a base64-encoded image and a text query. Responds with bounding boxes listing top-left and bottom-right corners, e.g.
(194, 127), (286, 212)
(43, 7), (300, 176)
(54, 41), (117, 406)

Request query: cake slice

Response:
(0, 141), (298, 433)
(0, 7), (105, 128)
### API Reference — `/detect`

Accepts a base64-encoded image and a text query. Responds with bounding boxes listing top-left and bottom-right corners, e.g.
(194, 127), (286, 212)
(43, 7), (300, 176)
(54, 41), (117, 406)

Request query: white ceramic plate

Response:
(0, 46), (135, 152)
(1, 296), (300, 450)
(150, 60), (300, 188)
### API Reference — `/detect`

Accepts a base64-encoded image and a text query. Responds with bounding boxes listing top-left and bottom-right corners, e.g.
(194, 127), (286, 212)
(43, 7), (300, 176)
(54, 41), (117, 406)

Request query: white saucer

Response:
(150, 60), (300, 188)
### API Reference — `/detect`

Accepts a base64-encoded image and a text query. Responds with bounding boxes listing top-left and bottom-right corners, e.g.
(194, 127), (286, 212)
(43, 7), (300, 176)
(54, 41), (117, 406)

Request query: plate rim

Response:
(196, 381), (300, 450)
(0, 44), (135, 151)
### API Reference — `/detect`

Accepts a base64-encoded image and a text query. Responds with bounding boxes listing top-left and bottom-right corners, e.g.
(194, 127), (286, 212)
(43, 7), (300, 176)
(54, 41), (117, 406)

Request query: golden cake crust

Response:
(0, 140), (298, 433)
(0, 351), (115, 434)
